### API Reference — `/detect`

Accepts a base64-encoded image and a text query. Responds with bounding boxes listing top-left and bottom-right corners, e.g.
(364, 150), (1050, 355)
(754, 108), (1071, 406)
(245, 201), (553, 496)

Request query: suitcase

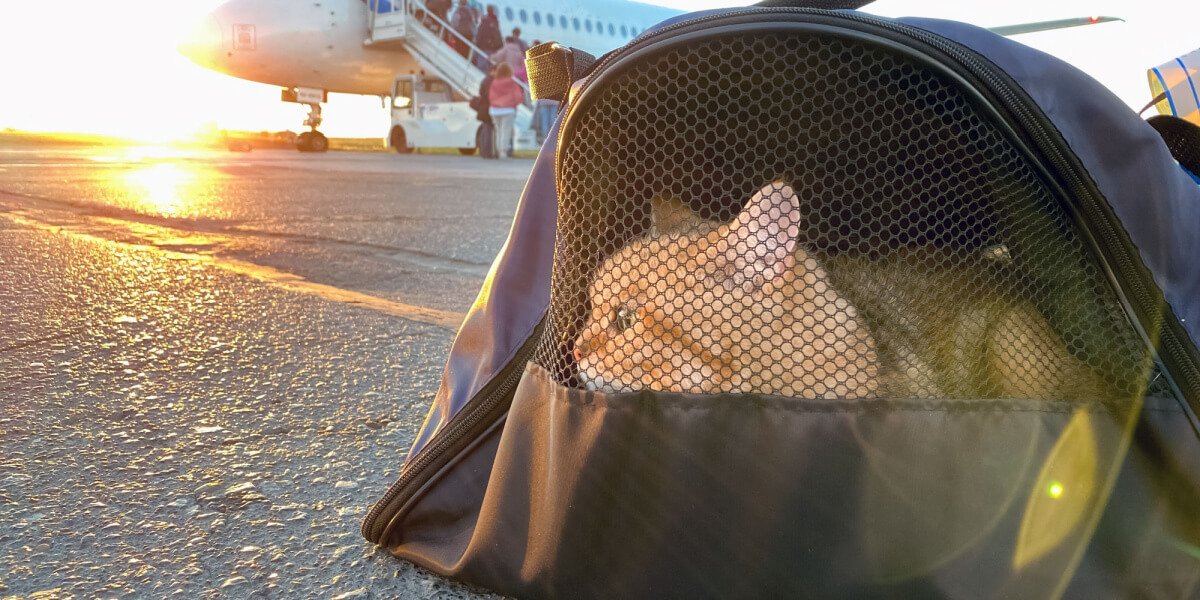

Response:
(476, 121), (495, 159)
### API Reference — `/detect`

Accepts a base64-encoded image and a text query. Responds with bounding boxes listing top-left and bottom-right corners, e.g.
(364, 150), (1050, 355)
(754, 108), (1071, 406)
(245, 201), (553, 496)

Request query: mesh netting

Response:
(534, 31), (1154, 400)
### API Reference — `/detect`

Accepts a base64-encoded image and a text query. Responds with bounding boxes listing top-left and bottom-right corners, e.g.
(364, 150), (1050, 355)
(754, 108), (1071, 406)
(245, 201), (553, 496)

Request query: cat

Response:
(573, 181), (1110, 400)
(573, 182), (880, 398)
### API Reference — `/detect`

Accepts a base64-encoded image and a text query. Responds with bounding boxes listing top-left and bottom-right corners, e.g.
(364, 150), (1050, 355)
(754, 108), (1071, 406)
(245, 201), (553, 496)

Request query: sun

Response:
(124, 163), (196, 217)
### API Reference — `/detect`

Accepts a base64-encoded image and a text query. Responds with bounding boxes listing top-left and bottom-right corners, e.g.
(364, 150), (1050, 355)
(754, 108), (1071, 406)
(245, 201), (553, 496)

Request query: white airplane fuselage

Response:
(180, 0), (683, 97)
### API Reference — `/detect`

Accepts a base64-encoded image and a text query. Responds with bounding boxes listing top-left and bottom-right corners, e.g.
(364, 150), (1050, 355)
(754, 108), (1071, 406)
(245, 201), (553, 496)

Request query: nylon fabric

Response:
(403, 119), (558, 460)
(756, 0), (873, 8)
(384, 363), (1200, 599)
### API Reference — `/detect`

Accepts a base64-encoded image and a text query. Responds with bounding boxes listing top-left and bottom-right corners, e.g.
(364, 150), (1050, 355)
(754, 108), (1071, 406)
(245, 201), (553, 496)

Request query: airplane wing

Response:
(986, 16), (1123, 37)
(1148, 48), (1200, 125)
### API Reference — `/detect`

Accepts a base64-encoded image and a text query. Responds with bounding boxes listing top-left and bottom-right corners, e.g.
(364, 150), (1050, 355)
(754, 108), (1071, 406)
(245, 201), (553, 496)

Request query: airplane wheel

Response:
(390, 127), (413, 154)
(308, 132), (328, 153)
(297, 131), (313, 152)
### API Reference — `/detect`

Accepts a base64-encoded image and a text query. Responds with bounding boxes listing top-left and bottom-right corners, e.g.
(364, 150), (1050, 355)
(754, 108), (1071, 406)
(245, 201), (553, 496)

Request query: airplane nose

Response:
(177, 14), (223, 67)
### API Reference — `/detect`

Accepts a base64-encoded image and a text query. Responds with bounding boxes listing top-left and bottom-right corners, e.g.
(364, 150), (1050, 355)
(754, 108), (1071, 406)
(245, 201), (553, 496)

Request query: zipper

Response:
(361, 318), (545, 543)
(560, 8), (1200, 412)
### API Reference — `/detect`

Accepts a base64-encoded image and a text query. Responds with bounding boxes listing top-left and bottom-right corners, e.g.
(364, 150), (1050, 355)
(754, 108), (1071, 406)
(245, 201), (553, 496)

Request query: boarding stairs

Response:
(366, 0), (538, 149)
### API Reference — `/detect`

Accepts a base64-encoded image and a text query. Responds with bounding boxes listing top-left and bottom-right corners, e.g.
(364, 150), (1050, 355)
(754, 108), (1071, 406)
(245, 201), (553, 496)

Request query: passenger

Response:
(450, 0), (479, 59)
(506, 28), (528, 53)
(473, 5), (504, 70)
(532, 98), (559, 144)
(425, 0), (452, 38)
(488, 63), (525, 160)
(491, 38), (528, 83)
(475, 65), (497, 159)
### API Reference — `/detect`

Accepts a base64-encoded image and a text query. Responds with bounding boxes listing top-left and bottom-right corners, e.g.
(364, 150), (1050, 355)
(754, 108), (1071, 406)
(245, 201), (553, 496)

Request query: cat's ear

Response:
(649, 193), (702, 236)
(723, 182), (802, 285)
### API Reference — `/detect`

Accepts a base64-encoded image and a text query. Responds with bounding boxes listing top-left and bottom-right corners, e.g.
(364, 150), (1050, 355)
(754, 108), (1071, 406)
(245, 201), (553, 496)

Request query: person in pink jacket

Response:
(487, 63), (525, 160)
(490, 40), (528, 83)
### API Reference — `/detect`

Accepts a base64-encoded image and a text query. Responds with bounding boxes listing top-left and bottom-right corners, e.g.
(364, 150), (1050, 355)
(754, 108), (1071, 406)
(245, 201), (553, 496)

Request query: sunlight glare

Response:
(124, 163), (195, 217)
(1014, 409), (1098, 570)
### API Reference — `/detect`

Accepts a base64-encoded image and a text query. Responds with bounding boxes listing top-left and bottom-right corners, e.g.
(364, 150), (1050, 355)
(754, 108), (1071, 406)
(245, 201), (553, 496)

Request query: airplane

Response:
(177, 0), (1121, 152)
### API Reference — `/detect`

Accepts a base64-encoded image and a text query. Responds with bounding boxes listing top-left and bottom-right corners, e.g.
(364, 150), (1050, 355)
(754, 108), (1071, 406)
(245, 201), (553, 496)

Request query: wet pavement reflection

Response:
(0, 145), (529, 599)
(0, 146), (532, 315)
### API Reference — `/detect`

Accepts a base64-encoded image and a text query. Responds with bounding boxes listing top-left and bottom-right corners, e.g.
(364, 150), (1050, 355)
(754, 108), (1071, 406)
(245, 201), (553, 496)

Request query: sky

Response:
(0, 0), (1196, 140)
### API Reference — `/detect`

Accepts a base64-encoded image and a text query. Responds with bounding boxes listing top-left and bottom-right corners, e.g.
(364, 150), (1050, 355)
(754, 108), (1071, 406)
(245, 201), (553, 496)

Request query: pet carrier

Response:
(363, 4), (1200, 599)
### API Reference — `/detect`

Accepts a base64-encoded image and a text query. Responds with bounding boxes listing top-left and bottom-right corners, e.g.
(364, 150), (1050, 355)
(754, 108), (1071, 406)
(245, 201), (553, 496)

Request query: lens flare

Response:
(1014, 409), (1098, 570)
(1048, 482), (1064, 498)
(125, 162), (195, 216)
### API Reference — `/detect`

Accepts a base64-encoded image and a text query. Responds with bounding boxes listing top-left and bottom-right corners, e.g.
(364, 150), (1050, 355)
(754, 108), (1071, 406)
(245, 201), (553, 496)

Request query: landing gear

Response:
(297, 131), (328, 152)
(296, 102), (328, 153)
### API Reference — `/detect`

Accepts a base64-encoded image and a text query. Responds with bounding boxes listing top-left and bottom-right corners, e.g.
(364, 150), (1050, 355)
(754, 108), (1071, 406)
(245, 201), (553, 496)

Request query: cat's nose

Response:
(573, 347), (582, 362)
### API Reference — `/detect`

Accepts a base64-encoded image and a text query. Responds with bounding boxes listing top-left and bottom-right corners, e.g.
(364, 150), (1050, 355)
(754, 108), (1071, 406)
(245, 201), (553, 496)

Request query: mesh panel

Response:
(535, 32), (1152, 400)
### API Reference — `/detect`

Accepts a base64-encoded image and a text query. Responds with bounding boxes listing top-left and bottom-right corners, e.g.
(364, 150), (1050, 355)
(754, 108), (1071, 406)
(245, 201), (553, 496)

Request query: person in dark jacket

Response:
(450, 0), (479, 58)
(505, 28), (528, 53)
(474, 65), (497, 158)
(476, 65), (496, 126)
(473, 5), (503, 70)
(425, 0), (452, 39)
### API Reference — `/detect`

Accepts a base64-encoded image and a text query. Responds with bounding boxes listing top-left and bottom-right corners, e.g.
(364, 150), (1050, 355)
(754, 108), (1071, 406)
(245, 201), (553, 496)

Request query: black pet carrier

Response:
(363, 5), (1200, 599)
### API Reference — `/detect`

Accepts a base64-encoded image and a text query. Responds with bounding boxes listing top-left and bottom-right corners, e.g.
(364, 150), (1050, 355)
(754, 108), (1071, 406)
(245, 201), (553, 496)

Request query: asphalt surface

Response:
(0, 145), (532, 599)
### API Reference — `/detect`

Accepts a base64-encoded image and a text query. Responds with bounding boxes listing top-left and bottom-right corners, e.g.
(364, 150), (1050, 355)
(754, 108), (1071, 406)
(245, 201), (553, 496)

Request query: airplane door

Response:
(370, 0), (407, 40)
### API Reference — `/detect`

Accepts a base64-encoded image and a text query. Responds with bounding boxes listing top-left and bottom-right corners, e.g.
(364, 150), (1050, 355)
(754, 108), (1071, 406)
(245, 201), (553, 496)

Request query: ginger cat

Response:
(573, 182), (1110, 400)
(573, 182), (880, 398)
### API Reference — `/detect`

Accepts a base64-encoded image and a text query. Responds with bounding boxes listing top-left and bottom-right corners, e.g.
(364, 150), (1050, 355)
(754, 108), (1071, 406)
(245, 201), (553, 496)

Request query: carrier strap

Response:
(526, 43), (596, 103)
(1146, 115), (1200, 178)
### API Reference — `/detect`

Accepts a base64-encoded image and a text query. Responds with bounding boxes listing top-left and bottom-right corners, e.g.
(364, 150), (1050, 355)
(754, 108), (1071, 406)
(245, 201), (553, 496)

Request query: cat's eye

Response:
(614, 307), (636, 331)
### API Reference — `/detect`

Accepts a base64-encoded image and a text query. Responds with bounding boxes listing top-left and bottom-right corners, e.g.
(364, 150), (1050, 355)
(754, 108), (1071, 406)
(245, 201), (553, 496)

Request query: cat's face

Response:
(573, 216), (724, 393)
(573, 183), (878, 396)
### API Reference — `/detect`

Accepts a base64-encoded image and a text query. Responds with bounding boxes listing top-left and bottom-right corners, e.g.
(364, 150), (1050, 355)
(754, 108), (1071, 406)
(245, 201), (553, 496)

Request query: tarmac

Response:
(0, 145), (529, 599)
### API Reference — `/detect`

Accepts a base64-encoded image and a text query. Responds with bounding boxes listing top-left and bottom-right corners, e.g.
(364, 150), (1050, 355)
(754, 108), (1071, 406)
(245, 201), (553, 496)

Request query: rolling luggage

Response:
(364, 3), (1200, 598)
(476, 121), (495, 159)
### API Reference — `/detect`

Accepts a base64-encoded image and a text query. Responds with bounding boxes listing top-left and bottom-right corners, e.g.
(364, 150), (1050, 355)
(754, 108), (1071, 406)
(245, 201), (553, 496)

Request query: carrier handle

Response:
(526, 43), (596, 103)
